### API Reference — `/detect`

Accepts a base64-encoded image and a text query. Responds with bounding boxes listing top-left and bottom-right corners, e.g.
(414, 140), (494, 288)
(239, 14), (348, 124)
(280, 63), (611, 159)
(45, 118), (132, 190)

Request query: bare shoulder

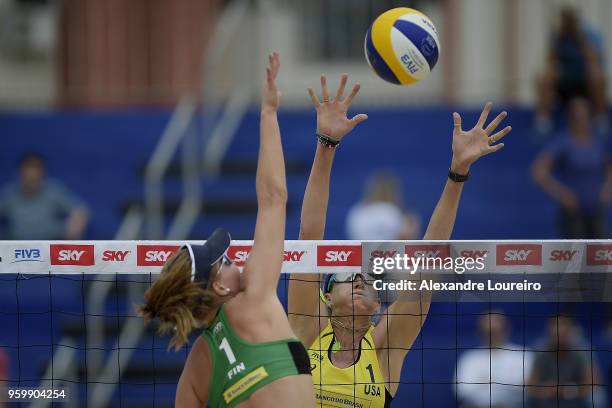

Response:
(174, 338), (212, 407)
(181, 336), (212, 404)
(226, 291), (283, 320)
(189, 336), (210, 357)
(224, 293), (294, 341)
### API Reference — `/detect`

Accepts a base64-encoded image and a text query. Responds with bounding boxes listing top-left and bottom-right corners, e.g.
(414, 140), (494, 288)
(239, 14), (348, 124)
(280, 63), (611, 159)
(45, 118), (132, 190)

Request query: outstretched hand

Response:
(262, 52), (281, 113)
(451, 102), (512, 173)
(308, 74), (368, 141)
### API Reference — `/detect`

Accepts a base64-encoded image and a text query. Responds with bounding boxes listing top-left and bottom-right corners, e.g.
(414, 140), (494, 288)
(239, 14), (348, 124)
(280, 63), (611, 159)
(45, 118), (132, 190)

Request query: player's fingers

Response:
(308, 87), (320, 107)
(453, 112), (462, 132)
(335, 73), (348, 101)
(477, 102), (493, 128)
(344, 83), (361, 106)
(321, 75), (330, 102)
(484, 143), (505, 155)
(268, 54), (275, 74)
(484, 111), (507, 135)
(349, 113), (368, 126)
(488, 126), (512, 145)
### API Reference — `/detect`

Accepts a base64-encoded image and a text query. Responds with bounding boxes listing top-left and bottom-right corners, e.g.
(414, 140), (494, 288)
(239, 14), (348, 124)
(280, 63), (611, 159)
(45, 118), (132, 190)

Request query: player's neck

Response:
(330, 316), (370, 346)
(204, 304), (222, 327)
(329, 320), (369, 367)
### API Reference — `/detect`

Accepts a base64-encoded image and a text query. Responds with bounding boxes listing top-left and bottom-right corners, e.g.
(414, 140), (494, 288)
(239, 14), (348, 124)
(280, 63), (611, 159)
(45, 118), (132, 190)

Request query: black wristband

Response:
(316, 132), (340, 148)
(448, 168), (469, 182)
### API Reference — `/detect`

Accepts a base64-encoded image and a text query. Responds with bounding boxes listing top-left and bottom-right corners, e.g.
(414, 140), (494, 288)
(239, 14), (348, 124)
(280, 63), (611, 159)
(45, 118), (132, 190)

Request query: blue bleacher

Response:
(1, 107), (611, 406)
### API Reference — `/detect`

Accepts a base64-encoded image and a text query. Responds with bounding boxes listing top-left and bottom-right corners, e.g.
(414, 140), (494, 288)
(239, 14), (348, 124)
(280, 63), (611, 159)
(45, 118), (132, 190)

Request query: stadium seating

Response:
(1, 107), (610, 406)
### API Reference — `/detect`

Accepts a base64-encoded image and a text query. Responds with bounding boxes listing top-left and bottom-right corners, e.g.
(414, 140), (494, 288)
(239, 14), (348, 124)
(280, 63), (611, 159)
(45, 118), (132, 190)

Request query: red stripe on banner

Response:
(586, 244), (612, 266)
(136, 245), (181, 266)
(227, 245), (252, 267)
(405, 244), (451, 259)
(496, 244), (542, 266)
(50, 244), (95, 266)
(317, 245), (362, 267)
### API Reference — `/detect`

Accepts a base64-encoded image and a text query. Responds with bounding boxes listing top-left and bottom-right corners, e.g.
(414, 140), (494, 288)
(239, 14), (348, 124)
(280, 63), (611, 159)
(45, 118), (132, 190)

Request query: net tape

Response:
(0, 240), (611, 274)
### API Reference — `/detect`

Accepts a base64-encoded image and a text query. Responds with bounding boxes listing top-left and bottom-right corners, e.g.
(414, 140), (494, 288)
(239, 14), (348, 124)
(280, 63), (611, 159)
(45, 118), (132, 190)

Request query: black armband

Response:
(316, 132), (340, 148)
(448, 168), (470, 182)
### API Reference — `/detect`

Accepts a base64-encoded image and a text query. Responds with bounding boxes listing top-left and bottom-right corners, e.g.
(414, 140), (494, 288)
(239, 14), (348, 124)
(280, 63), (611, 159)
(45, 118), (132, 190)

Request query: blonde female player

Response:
(138, 53), (314, 408)
(289, 74), (512, 407)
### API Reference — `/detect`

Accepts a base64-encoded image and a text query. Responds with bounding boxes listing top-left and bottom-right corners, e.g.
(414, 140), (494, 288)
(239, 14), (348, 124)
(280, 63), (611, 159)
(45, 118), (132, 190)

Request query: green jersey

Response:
(201, 305), (310, 408)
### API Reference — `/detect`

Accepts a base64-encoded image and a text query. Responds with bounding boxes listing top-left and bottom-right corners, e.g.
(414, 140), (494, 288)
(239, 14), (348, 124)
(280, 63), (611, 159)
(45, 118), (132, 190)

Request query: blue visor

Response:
(184, 228), (231, 285)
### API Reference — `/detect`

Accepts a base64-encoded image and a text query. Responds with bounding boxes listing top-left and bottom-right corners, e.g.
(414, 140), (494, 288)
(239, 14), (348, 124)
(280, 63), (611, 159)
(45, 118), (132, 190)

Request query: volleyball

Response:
(364, 7), (440, 85)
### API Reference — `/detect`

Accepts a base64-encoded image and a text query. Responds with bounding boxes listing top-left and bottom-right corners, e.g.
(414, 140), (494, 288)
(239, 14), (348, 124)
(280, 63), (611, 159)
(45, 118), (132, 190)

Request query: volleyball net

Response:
(0, 240), (610, 407)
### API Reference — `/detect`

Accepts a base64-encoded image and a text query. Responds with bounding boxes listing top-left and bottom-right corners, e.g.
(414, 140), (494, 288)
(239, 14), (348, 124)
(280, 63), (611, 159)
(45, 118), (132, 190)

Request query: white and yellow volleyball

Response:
(364, 8), (440, 85)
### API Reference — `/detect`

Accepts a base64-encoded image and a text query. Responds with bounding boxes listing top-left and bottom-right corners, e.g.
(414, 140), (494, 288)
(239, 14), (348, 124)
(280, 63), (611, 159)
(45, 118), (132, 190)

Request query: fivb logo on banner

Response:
(12, 247), (43, 263)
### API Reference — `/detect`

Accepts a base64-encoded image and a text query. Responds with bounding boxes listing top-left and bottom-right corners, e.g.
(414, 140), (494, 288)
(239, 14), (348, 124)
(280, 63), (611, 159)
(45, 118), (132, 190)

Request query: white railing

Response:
(36, 0), (255, 405)
(34, 206), (144, 408)
(201, 0), (254, 177)
(144, 98), (198, 240)
(90, 1), (254, 406)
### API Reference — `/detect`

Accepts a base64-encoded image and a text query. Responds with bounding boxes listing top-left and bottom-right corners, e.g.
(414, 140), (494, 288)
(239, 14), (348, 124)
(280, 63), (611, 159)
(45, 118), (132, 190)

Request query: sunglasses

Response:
(326, 273), (376, 292)
(214, 253), (233, 274)
(221, 254), (232, 266)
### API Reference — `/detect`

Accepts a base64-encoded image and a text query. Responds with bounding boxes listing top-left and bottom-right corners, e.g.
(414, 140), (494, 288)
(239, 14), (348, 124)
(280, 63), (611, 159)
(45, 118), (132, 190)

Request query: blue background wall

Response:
(1, 108), (611, 407)
(2, 107), (587, 241)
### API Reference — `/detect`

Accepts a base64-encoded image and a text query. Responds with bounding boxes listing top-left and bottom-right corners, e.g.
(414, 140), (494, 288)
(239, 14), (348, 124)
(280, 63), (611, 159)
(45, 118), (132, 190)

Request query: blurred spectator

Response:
(455, 310), (533, 408)
(527, 315), (599, 408)
(0, 152), (89, 240)
(346, 170), (420, 240)
(531, 98), (612, 239)
(535, 7), (608, 135)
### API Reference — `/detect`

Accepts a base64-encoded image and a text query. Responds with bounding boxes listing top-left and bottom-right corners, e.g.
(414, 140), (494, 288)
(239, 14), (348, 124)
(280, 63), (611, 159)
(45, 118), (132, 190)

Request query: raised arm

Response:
(288, 74), (367, 346)
(374, 102), (512, 396)
(424, 103), (510, 239)
(243, 53), (288, 296)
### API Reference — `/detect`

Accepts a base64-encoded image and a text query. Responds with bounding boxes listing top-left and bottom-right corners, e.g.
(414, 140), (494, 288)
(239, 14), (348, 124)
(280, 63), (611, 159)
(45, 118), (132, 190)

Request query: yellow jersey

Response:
(309, 322), (392, 408)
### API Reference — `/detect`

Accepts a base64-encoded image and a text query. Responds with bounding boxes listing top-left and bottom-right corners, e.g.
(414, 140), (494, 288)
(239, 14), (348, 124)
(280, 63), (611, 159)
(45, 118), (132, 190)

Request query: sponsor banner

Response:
(226, 242), (313, 273)
(541, 242), (584, 273)
(405, 244), (451, 259)
(317, 245), (362, 267)
(136, 245), (181, 266)
(227, 245), (253, 267)
(6, 243), (48, 274)
(316, 244), (362, 273)
(495, 244), (542, 269)
(586, 244), (612, 266)
(362, 242), (404, 276)
(0, 240), (610, 275)
(50, 244), (95, 266)
(455, 242), (494, 263)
